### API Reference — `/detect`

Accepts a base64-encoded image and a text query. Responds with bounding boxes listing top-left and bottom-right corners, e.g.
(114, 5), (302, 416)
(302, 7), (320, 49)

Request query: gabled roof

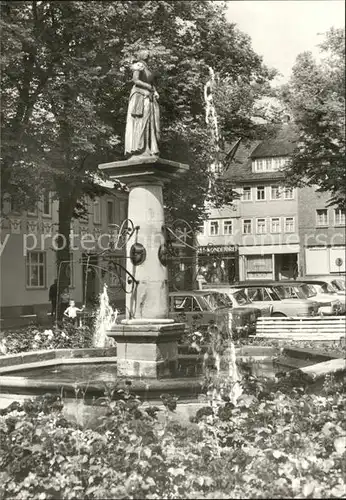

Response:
(222, 123), (298, 184)
(250, 124), (298, 158)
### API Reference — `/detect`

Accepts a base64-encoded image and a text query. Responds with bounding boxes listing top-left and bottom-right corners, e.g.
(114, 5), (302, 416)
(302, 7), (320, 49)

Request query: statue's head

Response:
(136, 49), (150, 62)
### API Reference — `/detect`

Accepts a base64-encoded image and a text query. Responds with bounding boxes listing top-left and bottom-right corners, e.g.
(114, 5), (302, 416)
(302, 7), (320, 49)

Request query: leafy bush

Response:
(0, 375), (345, 499)
(0, 324), (94, 355)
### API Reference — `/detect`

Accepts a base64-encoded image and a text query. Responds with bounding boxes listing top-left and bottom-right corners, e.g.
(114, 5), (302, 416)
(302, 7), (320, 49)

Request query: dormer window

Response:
(252, 157), (288, 172)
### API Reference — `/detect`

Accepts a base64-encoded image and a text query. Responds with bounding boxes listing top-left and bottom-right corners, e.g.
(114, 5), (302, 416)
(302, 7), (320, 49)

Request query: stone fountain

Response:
(97, 51), (189, 382)
(1, 53), (342, 423)
(0, 53), (204, 421)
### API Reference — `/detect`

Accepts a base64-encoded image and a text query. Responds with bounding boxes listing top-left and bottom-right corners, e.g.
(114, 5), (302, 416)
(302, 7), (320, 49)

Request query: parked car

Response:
(329, 277), (345, 294)
(278, 280), (344, 315)
(168, 290), (259, 339)
(230, 282), (320, 317)
(205, 286), (272, 317)
(311, 277), (345, 297)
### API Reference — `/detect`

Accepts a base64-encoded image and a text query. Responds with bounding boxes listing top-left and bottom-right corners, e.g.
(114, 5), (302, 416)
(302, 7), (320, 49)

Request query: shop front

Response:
(239, 245), (300, 281)
(196, 244), (239, 286)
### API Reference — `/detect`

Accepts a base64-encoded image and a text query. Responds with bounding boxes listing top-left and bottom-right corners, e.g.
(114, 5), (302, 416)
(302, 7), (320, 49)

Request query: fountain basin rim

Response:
(0, 356), (118, 376)
(0, 348), (117, 369)
(121, 319), (174, 325)
(0, 374), (205, 402)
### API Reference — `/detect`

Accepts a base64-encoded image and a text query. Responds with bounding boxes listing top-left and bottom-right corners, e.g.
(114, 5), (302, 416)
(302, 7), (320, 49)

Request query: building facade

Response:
(298, 186), (345, 278)
(0, 187), (128, 319)
(197, 123), (345, 282)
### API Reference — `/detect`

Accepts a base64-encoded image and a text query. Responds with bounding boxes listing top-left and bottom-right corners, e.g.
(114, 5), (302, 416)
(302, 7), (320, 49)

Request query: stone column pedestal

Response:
(107, 322), (185, 378)
(98, 156), (189, 379)
(126, 180), (167, 319)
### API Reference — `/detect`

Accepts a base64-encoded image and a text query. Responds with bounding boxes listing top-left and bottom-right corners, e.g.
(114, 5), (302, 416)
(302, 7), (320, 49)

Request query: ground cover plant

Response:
(0, 373), (345, 499)
(0, 324), (94, 355)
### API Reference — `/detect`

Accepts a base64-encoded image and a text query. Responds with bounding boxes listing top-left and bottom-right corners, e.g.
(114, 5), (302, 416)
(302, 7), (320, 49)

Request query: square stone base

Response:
(98, 156), (189, 185)
(108, 322), (185, 379)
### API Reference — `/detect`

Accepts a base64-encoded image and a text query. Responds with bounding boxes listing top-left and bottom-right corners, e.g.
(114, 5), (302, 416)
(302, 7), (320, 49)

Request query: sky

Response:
(225, 0), (345, 84)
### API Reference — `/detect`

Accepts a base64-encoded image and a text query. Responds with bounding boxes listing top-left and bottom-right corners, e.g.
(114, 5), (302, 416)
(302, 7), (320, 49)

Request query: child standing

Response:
(63, 300), (85, 327)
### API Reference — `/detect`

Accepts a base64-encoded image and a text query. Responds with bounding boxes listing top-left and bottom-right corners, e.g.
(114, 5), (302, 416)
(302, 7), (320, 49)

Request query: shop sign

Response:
(197, 245), (236, 254)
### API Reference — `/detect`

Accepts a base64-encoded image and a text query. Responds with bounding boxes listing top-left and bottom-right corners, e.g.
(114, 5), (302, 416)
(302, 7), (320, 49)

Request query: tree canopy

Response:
(1, 0), (275, 221)
(280, 28), (345, 208)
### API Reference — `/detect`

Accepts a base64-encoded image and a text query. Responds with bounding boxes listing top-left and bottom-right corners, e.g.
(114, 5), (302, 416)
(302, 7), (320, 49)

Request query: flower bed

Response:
(0, 375), (345, 499)
(0, 325), (94, 356)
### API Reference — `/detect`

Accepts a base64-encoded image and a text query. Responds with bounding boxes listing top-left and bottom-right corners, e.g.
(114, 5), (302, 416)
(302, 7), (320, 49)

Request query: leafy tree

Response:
(280, 28), (345, 207)
(1, 1), (275, 303)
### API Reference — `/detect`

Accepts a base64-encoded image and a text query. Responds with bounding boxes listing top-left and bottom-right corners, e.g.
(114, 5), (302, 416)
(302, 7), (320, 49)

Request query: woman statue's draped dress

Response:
(124, 61), (160, 158)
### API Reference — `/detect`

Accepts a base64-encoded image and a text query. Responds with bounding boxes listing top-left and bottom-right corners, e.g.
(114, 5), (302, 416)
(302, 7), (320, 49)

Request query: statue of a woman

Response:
(124, 50), (160, 158)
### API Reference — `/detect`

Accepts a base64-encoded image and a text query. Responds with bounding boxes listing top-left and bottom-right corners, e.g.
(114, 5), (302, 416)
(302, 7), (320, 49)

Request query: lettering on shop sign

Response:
(198, 245), (236, 254)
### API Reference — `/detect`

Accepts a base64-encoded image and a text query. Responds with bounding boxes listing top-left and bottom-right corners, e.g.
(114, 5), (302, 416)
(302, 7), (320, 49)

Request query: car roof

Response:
(231, 281), (289, 286)
(169, 290), (223, 296)
(274, 280), (327, 285)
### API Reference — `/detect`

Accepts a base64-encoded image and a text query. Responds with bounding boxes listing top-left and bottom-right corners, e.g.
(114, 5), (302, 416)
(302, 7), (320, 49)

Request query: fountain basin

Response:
(1, 345), (344, 421)
(0, 348), (205, 427)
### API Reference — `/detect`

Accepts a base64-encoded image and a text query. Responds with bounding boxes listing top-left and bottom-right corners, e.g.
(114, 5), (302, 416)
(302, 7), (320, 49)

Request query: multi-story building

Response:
(197, 122), (345, 282)
(197, 123), (300, 281)
(298, 186), (345, 278)
(0, 183), (128, 321)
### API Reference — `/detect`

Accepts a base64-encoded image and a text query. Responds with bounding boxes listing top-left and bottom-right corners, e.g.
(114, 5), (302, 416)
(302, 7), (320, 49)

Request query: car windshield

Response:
(300, 284), (317, 298)
(333, 279), (345, 291)
(231, 290), (251, 306)
(203, 292), (230, 310)
(319, 282), (336, 294)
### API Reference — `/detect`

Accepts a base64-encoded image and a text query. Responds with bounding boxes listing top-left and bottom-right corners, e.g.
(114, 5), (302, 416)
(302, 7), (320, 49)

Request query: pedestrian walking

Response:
(49, 279), (58, 318)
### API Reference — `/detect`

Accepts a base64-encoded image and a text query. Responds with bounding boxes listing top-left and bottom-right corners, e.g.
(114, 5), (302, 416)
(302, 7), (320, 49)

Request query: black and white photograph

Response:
(0, 0), (345, 498)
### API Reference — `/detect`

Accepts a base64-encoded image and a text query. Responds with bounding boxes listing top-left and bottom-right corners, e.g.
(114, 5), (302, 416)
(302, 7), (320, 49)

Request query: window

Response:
(264, 158), (272, 171)
(316, 209), (328, 226)
(197, 223), (205, 235)
(272, 158), (281, 170)
(284, 187), (294, 200)
(270, 185), (281, 200)
(241, 186), (252, 201)
(109, 266), (121, 287)
(334, 209), (345, 226)
(284, 217), (295, 233)
(9, 197), (20, 214)
(26, 252), (46, 288)
(107, 200), (115, 225)
(254, 159), (264, 171)
(256, 186), (266, 200)
(256, 218), (266, 234)
(109, 258), (125, 288)
(242, 219), (252, 234)
(93, 198), (101, 224)
(119, 200), (127, 223)
(66, 253), (74, 288)
(247, 287), (280, 302)
(210, 221), (220, 236)
(270, 217), (281, 233)
(253, 157), (288, 172)
(42, 192), (51, 217)
(223, 220), (233, 235)
(27, 201), (37, 216)
(172, 296), (193, 312)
